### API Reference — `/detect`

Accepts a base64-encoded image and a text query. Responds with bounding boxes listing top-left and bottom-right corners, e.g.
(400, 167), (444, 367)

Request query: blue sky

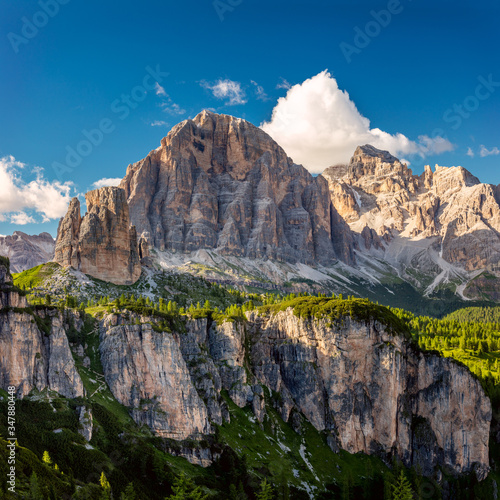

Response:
(1, 0), (499, 237)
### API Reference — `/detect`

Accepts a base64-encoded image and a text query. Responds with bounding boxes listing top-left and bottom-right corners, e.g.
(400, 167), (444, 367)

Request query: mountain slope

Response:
(0, 231), (55, 273)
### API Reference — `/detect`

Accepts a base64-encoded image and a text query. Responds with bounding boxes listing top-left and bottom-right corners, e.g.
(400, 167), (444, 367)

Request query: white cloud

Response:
(150, 120), (169, 127)
(201, 79), (247, 105)
(0, 156), (73, 222)
(261, 70), (454, 173)
(160, 100), (186, 115)
(276, 78), (292, 90)
(251, 80), (269, 101)
(479, 145), (500, 157)
(10, 213), (35, 225)
(155, 82), (166, 96)
(466, 147), (475, 157)
(91, 177), (122, 189)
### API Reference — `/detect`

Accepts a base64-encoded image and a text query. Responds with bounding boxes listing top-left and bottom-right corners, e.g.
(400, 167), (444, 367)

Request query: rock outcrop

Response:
(0, 251), (491, 477)
(0, 260), (84, 398)
(120, 110), (355, 266)
(0, 232), (55, 273)
(323, 144), (500, 299)
(55, 187), (141, 285)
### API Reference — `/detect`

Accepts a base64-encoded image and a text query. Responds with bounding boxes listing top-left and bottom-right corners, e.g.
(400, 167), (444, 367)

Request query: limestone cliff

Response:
(99, 313), (210, 440)
(246, 309), (491, 479)
(0, 260), (84, 398)
(120, 110), (355, 266)
(94, 303), (490, 478)
(54, 187), (141, 285)
(0, 259), (491, 477)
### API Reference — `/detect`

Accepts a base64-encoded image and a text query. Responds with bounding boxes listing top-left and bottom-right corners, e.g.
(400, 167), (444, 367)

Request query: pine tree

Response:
(121, 482), (137, 500)
(166, 474), (208, 500)
(42, 450), (52, 466)
(29, 472), (44, 500)
(100, 471), (112, 499)
(256, 479), (274, 500)
(392, 470), (414, 500)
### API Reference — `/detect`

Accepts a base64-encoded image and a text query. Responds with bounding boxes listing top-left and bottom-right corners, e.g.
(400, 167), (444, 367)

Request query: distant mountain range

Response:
(0, 231), (54, 273)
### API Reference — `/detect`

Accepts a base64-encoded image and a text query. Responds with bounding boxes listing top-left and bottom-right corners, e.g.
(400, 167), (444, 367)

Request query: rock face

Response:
(94, 304), (490, 477)
(99, 313), (210, 439)
(0, 261), (84, 398)
(0, 232), (55, 273)
(55, 187), (141, 285)
(120, 110), (355, 266)
(247, 309), (491, 478)
(323, 145), (500, 299)
(0, 252), (490, 476)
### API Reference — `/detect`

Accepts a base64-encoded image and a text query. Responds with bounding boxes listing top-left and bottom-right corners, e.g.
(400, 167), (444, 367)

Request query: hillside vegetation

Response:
(1, 262), (498, 499)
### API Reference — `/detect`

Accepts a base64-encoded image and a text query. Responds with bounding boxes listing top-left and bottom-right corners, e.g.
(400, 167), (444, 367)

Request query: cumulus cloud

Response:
(0, 156), (73, 223)
(251, 80), (269, 101)
(155, 82), (166, 96)
(261, 70), (454, 173)
(479, 145), (500, 157)
(91, 177), (122, 189)
(10, 213), (35, 225)
(201, 79), (247, 105)
(466, 147), (475, 157)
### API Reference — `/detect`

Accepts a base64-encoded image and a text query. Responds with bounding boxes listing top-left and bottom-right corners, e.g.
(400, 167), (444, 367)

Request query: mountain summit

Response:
(120, 110), (355, 265)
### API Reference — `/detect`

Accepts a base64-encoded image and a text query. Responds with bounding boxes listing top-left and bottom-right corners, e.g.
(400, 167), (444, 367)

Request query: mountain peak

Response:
(120, 111), (355, 265)
(351, 144), (400, 165)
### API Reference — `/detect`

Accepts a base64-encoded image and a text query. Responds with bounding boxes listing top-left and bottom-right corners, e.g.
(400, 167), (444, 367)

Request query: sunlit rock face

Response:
(120, 110), (355, 266)
(0, 261), (84, 399)
(55, 187), (141, 285)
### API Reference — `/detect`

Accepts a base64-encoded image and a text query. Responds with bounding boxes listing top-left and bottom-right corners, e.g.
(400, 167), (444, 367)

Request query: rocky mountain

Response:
(0, 231), (55, 273)
(323, 145), (500, 301)
(115, 112), (500, 305)
(120, 110), (355, 266)
(5, 114), (500, 306)
(54, 186), (142, 285)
